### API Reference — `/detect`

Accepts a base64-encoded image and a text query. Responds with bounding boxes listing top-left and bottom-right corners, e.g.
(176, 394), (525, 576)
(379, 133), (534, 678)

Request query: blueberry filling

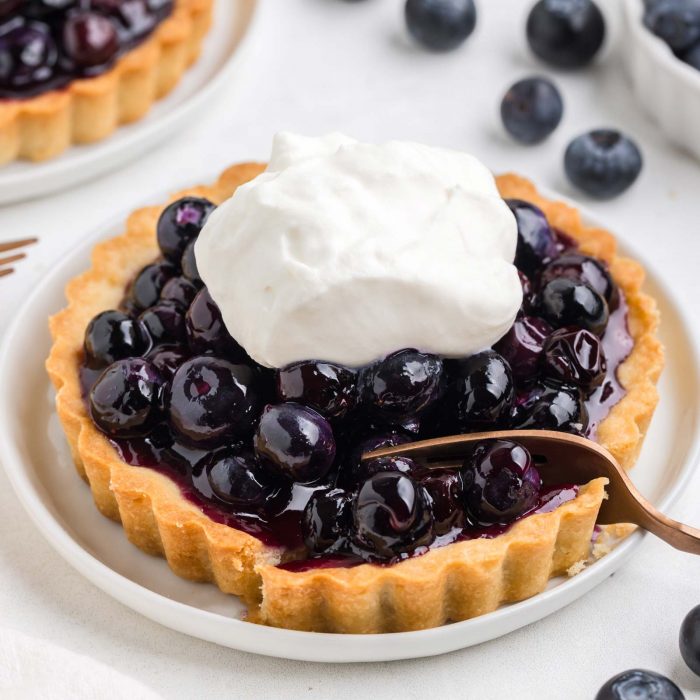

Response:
(0, 0), (174, 100)
(78, 195), (633, 567)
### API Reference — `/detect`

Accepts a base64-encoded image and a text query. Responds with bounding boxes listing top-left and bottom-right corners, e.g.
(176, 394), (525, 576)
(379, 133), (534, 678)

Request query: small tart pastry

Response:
(0, 0), (213, 165)
(47, 153), (663, 633)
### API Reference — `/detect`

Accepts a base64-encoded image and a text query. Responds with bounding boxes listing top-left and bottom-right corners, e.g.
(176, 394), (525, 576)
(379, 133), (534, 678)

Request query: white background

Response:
(2, 0), (700, 698)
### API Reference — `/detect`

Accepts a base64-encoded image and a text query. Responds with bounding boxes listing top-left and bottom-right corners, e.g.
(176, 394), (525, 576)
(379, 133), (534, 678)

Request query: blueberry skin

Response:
(83, 309), (147, 368)
(493, 316), (552, 383)
(302, 487), (352, 554)
(595, 669), (685, 700)
(541, 277), (609, 335)
(565, 129), (643, 199)
(138, 301), (187, 348)
(516, 381), (589, 435)
(506, 199), (559, 275)
(644, 0), (700, 51)
(128, 262), (176, 311)
(680, 604), (700, 676)
(254, 403), (336, 484)
(501, 76), (563, 145)
(421, 469), (466, 534)
(543, 327), (607, 388)
(540, 252), (616, 305)
(156, 197), (215, 264)
(526, 0), (606, 69)
(63, 11), (119, 68)
(404, 0), (477, 52)
(0, 22), (57, 91)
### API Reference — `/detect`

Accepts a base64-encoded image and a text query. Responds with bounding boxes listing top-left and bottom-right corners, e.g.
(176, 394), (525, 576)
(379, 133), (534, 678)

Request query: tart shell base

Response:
(0, 0), (213, 165)
(46, 165), (663, 634)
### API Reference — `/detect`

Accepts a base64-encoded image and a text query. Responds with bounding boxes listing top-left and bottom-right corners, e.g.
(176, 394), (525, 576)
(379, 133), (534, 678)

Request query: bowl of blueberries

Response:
(622, 0), (700, 160)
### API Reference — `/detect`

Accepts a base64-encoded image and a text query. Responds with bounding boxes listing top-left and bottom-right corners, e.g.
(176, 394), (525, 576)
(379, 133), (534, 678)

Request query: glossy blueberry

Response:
(145, 344), (188, 378)
(500, 76), (563, 145)
(361, 349), (443, 419)
(543, 327), (607, 388)
(63, 11), (119, 68)
(0, 22), (57, 91)
(89, 358), (163, 437)
(301, 487), (352, 553)
(138, 301), (186, 347)
(644, 0), (700, 51)
(127, 262), (176, 311)
(98, 0), (155, 36)
(353, 454), (418, 488)
(202, 450), (279, 512)
(404, 0), (477, 51)
(526, 0), (605, 68)
(185, 287), (248, 360)
(168, 356), (261, 445)
(518, 270), (537, 313)
(421, 469), (466, 534)
(277, 360), (357, 419)
(493, 316), (552, 382)
(447, 350), (514, 429)
(180, 239), (202, 285)
(254, 403), (336, 484)
(516, 381), (589, 434)
(595, 670), (685, 700)
(84, 309), (146, 368)
(159, 276), (198, 309)
(540, 252), (616, 305)
(506, 199), (558, 275)
(353, 472), (434, 559)
(463, 440), (541, 524)
(156, 197), (215, 263)
(565, 129), (643, 199)
(541, 277), (609, 335)
(680, 604), (700, 677)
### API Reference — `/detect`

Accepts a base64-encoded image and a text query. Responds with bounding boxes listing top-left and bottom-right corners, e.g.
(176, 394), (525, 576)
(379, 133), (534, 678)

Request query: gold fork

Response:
(0, 238), (37, 278)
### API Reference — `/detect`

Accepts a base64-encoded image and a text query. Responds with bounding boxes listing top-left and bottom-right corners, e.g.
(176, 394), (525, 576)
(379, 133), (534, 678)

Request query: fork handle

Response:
(623, 500), (700, 554)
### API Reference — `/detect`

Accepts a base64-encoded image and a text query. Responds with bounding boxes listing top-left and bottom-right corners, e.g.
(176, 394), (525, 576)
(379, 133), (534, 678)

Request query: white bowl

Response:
(621, 0), (700, 160)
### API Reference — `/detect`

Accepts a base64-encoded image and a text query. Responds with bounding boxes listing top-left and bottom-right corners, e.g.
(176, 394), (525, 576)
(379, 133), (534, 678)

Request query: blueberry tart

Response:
(0, 0), (213, 164)
(47, 137), (663, 633)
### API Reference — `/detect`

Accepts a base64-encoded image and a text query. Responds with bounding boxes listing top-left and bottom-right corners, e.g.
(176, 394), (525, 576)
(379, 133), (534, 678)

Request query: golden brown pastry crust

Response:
(0, 0), (213, 165)
(46, 165), (663, 633)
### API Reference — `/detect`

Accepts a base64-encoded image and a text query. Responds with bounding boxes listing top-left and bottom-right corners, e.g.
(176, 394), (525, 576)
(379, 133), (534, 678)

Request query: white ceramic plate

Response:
(0, 0), (258, 206)
(0, 194), (699, 662)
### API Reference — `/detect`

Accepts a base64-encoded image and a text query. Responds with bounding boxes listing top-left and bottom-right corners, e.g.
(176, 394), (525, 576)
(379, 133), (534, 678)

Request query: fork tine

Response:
(0, 268), (14, 278)
(0, 253), (25, 266)
(0, 237), (37, 253)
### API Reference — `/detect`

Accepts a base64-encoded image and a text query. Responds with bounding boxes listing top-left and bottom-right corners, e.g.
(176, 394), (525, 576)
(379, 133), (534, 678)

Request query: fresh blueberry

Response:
(526, 0), (606, 68)
(421, 469), (466, 534)
(595, 670), (685, 700)
(565, 129), (643, 199)
(127, 262), (176, 311)
(404, 0), (477, 51)
(500, 76), (563, 145)
(254, 403), (336, 484)
(138, 301), (186, 347)
(516, 380), (589, 434)
(543, 327), (607, 388)
(680, 604), (700, 676)
(506, 199), (559, 275)
(302, 487), (352, 553)
(361, 349), (443, 419)
(463, 439), (541, 524)
(353, 471), (434, 558)
(493, 316), (552, 382)
(89, 358), (163, 437)
(159, 276), (198, 309)
(540, 252), (617, 305)
(156, 197), (215, 264)
(185, 287), (248, 360)
(168, 356), (261, 445)
(84, 309), (146, 368)
(541, 277), (609, 335)
(63, 11), (119, 68)
(644, 0), (700, 51)
(0, 22), (57, 91)
(277, 360), (357, 419)
(202, 449), (280, 513)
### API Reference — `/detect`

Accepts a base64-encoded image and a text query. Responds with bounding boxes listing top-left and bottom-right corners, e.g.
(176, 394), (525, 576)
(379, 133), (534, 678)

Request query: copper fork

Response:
(365, 429), (700, 555)
(0, 238), (37, 278)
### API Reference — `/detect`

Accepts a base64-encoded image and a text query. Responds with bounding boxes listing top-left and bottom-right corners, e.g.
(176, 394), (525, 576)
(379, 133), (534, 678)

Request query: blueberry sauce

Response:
(0, 1), (174, 101)
(77, 195), (634, 569)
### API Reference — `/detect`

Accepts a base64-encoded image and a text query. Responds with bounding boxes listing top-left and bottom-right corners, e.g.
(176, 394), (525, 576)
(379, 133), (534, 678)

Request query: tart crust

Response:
(0, 0), (213, 165)
(46, 164), (663, 633)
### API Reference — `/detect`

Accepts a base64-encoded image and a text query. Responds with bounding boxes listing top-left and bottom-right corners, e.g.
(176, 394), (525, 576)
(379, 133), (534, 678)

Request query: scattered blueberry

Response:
(156, 197), (215, 264)
(506, 199), (559, 275)
(404, 0), (477, 51)
(564, 129), (643, 199)
(680, 604), (700, 676)
(84, 309), (146, 368)
(501, 76), (563, 145)
(595, 670), (685, 700)
(254, 403), (336, 484)
(526, 0), (606, 69)
(540, 277), (609, 335)
(644, 0), (700, 51)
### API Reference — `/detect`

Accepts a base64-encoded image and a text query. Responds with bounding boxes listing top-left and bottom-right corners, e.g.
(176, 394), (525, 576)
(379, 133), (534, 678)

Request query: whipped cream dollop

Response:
(195, 133), (522, 369)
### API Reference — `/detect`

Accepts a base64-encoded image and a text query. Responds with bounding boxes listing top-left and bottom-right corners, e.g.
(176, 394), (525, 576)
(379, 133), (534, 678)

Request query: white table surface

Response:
(2, 0), (700, 698)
